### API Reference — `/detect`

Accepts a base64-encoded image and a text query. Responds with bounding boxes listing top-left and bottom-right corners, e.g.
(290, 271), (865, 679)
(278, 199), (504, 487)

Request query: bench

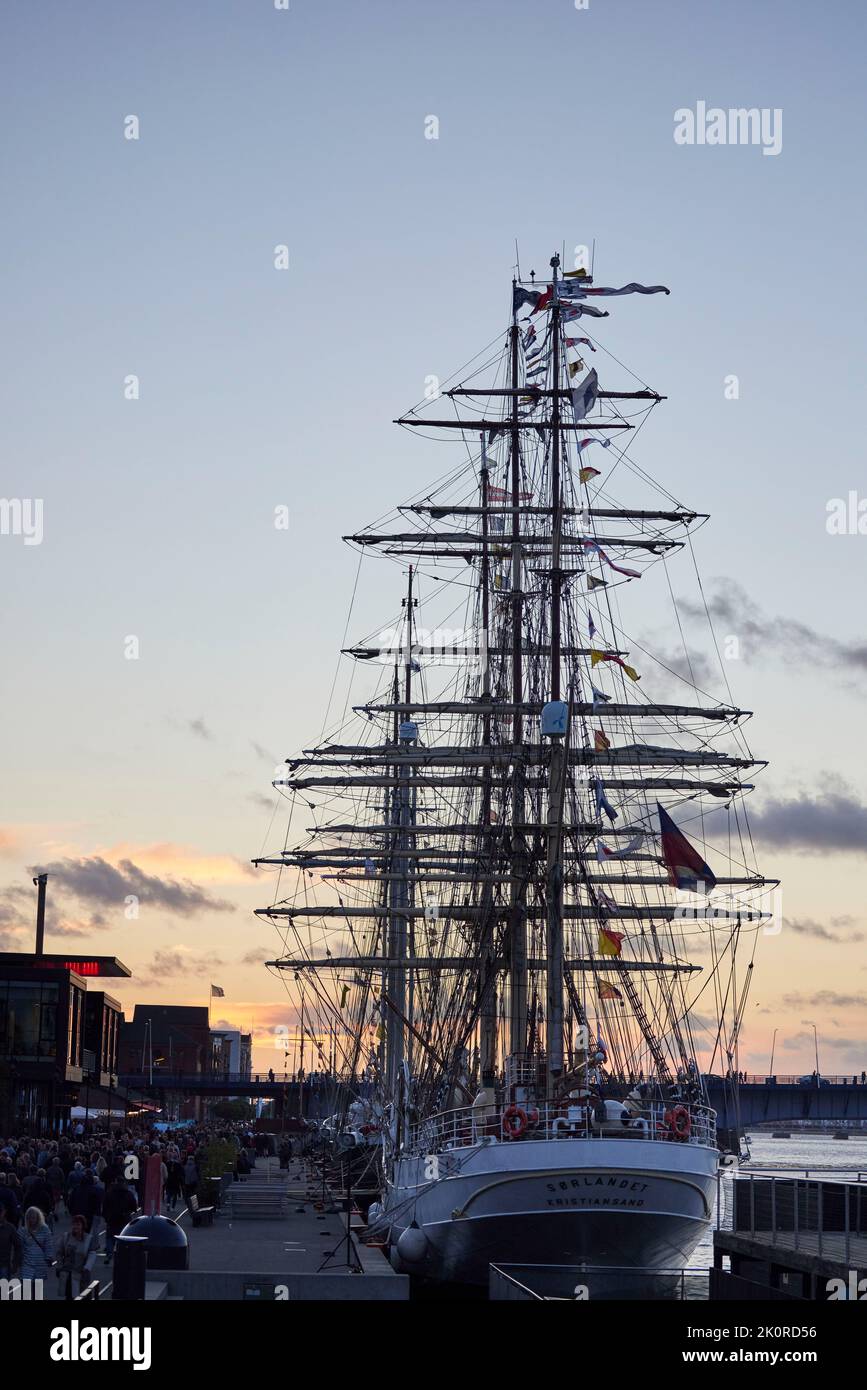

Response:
(188, 1194), (215, 1227)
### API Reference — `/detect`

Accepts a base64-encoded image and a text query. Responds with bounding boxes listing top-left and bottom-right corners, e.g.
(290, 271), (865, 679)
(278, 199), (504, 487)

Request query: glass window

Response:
(8, 984), (40, 1058)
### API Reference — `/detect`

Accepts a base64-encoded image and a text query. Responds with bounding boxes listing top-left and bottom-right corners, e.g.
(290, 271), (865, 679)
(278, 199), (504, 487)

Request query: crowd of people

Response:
(0, 1120), (267, 1298)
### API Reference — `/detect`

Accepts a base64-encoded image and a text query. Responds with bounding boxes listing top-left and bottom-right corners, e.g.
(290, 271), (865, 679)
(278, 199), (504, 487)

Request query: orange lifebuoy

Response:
(502, 1105), (528, 1139)
(664, 1104), (691, 1141)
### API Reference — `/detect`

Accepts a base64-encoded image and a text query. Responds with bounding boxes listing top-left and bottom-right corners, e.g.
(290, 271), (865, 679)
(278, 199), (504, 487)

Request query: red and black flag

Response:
(658, 803), (716, 893)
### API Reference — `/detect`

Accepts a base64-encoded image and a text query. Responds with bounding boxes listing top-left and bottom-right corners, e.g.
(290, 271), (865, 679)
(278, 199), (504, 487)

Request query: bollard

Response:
(112, 1235), (148, 1301)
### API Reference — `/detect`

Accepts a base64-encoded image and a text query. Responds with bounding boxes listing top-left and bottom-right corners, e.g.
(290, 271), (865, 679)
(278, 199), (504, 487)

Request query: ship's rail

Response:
(406, 1101), (717, 1155)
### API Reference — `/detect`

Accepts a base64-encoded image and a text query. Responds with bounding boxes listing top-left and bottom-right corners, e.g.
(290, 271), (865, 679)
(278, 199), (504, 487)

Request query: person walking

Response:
(20, 1207), (55, 1282)
(164, 1158), (184, 1213)
(46, 1157), (66, 1216)
(182, 1154), (199, 1205)
(69, 1170), (100, 1234)
(0, 1201), (22, 1279)
(56, 1215), (96, 1299)
(22, 1168), (53, 1224)
(102, 1176), (137, 1264)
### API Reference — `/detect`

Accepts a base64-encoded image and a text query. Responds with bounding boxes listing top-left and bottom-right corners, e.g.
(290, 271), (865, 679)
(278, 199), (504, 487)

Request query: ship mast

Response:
(545, 253), (566, 1094)
(478, 439), (498, 1080)
(508, 281), (529, 1059)
(385, 564), (416, 1099)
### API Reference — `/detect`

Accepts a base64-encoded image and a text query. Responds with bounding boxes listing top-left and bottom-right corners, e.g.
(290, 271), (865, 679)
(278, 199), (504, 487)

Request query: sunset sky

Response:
(2, 0), (866, 1074)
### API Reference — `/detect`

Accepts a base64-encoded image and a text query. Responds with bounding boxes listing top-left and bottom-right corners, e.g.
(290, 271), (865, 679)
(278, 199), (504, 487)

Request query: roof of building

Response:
(132, 1005), (209, 1026)
(0, 953), (131, 979)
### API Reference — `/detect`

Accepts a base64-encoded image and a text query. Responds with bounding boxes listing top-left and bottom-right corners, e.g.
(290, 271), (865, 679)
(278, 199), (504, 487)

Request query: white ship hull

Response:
(383, 1135), (718, 1287)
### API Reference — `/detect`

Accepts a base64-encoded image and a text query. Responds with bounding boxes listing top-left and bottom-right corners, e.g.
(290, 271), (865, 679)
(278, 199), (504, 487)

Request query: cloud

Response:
(0, 829), (21, 858)
(645, 644), (715, 689)
(247, 792), (275, 813)
(27, 856), (236, 916)
(251, 741), (278, 764)
(780, 1031), (867, 1054)
(781, 990), (867, 1010)
(0, 882), (114, 944)
(136, 946), (225, 987)
(187, 717), (212, 741)
(747, 784), (867, 855)
(239, 947), (269, 965)
(680, 579), (867, 675)
(97, 843), (254, 884)
(785, 917), (864, 944)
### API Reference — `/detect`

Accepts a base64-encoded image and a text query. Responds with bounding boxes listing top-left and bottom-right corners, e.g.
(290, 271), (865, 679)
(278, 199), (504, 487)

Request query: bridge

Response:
(705, 1075), (867, 1130)
(118, 1071), (328, 1119)
(120, 1071), (867, 1133)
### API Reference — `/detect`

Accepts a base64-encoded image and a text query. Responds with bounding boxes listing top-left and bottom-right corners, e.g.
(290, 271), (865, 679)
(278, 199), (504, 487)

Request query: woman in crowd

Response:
(20, 1206), (55, 1281)
(56, 1214), (96, 1299)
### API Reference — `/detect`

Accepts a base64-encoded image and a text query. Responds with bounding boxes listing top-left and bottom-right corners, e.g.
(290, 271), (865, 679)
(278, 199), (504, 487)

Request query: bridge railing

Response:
(738, 1075), (867, 1086)
(118, 1071), (304, 1087)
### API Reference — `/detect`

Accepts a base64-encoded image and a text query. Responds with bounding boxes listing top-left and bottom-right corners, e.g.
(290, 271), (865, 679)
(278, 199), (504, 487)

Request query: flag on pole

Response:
(582, 539), (641, 580)
(560, 304), (610, 322)
(587, 575), (608, 591)
(570, 369), (599, 419)
(576, 436), (611, 454)
(597, 832), (644, 861)
(490, 484), (533, 503)
(571, 282), (670, 298)
(565, 336), (596, 351)
(579, 466), (600, 484)
(210, 984), (225, 998)
(591, 649), (641, 682)
(568, 358), (585, 378)
(658, 803), (717, 893)
(594, 778), (619, 823)
(514, 285), (545, 312)
(593, 728), (610, 752)
(591, 684), (611, 708)
(597, 980), (623, 1000)
(562, 267), (589, 279)
(598, 926), (624, 957)
(588, 611), (597, 641)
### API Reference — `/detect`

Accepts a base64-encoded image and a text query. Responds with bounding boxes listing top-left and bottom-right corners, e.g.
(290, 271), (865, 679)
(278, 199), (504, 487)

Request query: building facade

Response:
(0, 953), (129, 1133)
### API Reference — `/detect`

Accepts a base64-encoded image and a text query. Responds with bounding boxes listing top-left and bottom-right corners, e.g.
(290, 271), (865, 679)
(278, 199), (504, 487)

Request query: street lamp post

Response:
(768, 1028), (778, 1077)
(804, 1021), (820, 1080)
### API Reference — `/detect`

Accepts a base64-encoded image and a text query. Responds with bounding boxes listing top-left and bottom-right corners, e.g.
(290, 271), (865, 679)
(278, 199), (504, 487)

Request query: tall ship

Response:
(253, 254), (775, 1287)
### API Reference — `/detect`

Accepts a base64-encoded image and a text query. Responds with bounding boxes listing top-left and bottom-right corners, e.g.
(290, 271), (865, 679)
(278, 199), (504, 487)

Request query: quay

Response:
(713, 1172), (867, 1299)
(29, 1156), (406, 1303)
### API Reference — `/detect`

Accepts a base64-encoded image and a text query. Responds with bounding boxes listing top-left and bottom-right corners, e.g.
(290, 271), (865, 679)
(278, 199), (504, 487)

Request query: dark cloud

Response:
(0, 883), (113, 942)
(247, 792), (275, 813)
(649, 645), (715, 689)
(187, 717), (212, 741)
(680, 579), (867, 674)
(785, 917), (864, 944)
(27, 856), (235, 916)
(250, 741), (277, 764)
(748, 785), (867, 855)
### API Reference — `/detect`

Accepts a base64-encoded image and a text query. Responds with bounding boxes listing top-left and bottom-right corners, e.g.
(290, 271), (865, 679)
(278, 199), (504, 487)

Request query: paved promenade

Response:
(18, 1154), (402, 1301)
